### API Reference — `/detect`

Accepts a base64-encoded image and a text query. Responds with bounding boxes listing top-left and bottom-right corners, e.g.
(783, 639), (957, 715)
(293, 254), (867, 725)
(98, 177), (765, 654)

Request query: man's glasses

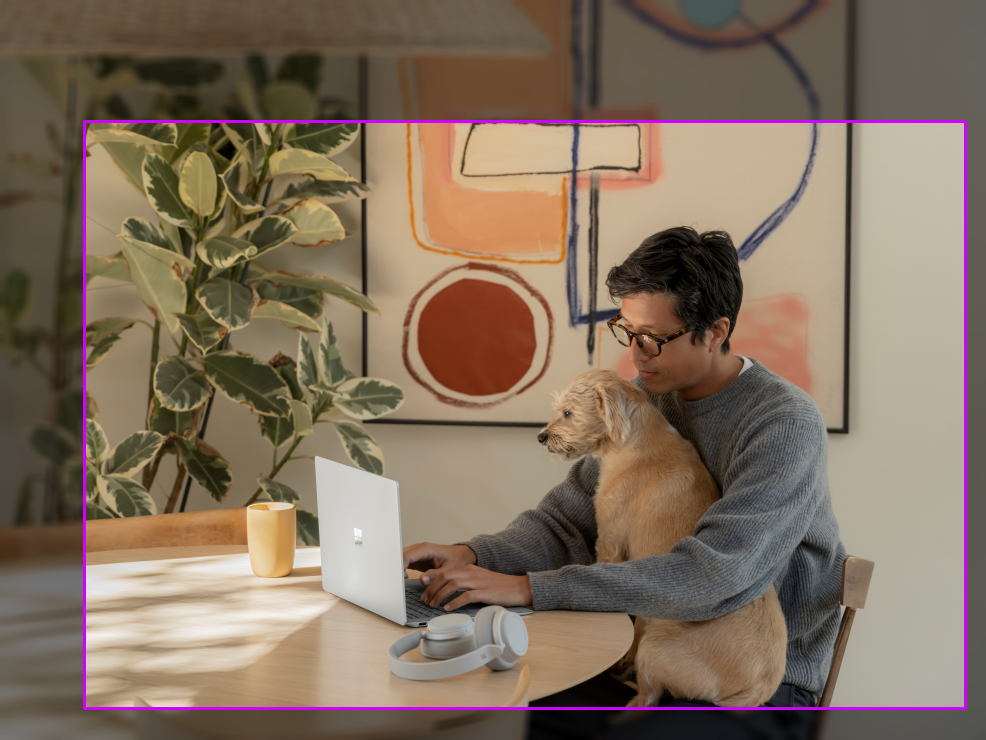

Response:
(606, 314), (695, 357)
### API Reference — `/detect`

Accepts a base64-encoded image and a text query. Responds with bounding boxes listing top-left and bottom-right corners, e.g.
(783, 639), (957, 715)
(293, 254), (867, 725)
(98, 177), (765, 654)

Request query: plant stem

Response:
(164, 461), (187, 514)
(245, 436), (303, 506)
(147, 319), (160, 408)
(243, 398), (331, 506)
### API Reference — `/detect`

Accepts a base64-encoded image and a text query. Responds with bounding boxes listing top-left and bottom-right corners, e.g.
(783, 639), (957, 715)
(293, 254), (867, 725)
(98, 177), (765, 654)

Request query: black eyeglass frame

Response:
(606, 314), (696, 357)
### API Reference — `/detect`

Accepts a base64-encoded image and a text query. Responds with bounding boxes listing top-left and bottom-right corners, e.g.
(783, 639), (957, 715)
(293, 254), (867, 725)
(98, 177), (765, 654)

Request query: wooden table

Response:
(85, 545), (634, 708)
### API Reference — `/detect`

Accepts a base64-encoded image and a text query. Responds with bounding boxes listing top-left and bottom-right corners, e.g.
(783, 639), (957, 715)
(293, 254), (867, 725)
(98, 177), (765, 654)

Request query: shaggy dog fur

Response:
(538, 369), (787, 707)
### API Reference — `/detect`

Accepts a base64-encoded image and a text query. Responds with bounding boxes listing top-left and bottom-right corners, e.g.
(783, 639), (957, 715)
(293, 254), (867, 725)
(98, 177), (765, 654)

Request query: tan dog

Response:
(538, 369), (787, 707)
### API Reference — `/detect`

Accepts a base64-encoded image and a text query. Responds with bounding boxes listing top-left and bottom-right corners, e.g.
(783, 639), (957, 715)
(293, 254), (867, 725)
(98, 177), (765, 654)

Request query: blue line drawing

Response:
(738, 122), (819, 261)
(566, 125), (582, 327)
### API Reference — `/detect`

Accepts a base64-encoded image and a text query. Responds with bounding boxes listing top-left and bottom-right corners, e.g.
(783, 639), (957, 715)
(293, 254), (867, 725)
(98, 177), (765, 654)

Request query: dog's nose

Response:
(537, 430), (549, 445)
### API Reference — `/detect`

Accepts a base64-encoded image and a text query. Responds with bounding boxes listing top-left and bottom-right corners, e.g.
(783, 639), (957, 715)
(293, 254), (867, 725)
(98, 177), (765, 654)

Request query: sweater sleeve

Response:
(455, 456), (601, 576)
(525, 416), (827, 619)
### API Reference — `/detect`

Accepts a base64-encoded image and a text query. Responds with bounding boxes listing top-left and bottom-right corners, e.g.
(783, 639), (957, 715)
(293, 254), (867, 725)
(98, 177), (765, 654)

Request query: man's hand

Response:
(418, 564), (533, 612)
(402, 542), (477, 573)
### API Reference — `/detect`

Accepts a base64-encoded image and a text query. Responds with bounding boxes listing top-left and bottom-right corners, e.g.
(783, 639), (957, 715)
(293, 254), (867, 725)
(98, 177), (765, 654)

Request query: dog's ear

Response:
(595, 382), (631, 444)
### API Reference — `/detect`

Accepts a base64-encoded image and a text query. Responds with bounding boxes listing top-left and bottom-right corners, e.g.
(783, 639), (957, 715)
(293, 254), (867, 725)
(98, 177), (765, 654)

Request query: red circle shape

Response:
(417, 278), (536, 396)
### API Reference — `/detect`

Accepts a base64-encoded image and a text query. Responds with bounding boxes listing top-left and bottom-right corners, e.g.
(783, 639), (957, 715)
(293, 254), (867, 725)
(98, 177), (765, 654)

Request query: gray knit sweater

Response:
(461, 359), (845, 699)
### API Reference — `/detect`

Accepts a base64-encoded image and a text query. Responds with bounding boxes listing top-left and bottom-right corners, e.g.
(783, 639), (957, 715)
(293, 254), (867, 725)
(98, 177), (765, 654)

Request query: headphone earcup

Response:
(472, 606), (511, 670)
(474, 605), (528, 671)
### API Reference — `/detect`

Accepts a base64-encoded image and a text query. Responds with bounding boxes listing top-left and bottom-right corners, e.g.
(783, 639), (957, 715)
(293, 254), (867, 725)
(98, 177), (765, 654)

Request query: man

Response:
(402, 227), (845, 718)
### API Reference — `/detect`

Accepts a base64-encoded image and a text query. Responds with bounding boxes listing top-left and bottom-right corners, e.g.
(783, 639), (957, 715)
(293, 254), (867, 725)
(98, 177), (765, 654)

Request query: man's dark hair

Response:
(605, 226), (743, 353)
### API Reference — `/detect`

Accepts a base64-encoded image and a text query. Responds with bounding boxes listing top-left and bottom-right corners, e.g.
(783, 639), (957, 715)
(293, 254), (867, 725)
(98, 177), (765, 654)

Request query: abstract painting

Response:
(398, 0), (852, 120)
(364, 121), (850, 430)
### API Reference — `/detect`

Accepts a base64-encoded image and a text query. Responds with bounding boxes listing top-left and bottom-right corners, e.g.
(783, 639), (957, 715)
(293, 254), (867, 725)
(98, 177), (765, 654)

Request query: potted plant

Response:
(85, 121), (403, 543)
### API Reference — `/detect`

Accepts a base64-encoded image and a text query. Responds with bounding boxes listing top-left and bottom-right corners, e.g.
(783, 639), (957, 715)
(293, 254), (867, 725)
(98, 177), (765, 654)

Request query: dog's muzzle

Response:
(537, 430), (549, 445)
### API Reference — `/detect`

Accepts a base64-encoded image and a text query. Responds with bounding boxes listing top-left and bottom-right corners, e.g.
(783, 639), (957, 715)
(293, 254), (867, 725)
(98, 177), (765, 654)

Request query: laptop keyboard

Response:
(404, 588), (473, 622)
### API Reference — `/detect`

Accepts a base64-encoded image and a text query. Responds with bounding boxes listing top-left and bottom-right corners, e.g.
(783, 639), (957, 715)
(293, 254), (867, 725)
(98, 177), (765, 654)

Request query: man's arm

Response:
(525, 417), (827, 620)
(453, 455), (602, 576)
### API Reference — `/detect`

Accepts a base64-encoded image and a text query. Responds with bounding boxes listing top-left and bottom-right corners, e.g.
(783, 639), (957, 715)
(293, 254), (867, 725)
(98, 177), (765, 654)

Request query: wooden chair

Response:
(0, 522), (83, 561)
(506, 664), (531, 707)
(817, 555), (875, 707)
(85, 508), (247, 553)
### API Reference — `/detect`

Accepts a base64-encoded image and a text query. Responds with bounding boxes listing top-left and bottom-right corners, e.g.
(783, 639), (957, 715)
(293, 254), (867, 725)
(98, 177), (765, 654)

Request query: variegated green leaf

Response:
(86, 252), (132, 283)
(148, 398), (198, 440)
(220, 122), (253, 151)
(173, 311), (228, 352)
(283, 123), (359, 157)
(120, 217), (183, 256)
(86, 418), (108, 464)
(232, 215), (296, 256)
(253, 270), (377, 314)
(289, 399), (313, 436)
(99, 474), (157, 516)
(86, 502), (117, 520)
(279, 177), (369, 206)
(257, 475), (300, 503)
(254, 122), (272, 147)
(167, 122), (212, 164)
(332, 420), (384, 475)
(2, 269), (32, 322)
(103, 430), (165, 477)
(86, 317), (137, 347)
(221, 155), (265, 214)
(89, 122), (177, 148)
(201, 351), (291, 417)
(269, 148), (352, 181)
(196, 277), (258, 330)
(142, 153), (195, 228)
(254, 280), (322, 319)
(154, 355), (212, 412)
(252, 300), (321, 332)
(28, 424), (78, 466)
(261, 412), (294, 449)
(120, 236), (187, 335)
(262, 81), (316, 120)
(196, 235), (258, 269)
(318, 320), (348, 386)
(179, 151), (217, 217)
(86, 334), (122, 370)
(297, 333), (319, 390)
(280, 199), (345, 247)
(296, 508), (320, 546)
(86, 458), (100, 500)
(276, 363), (305, 402)
(334, 378), (405, 420)
(176, 438), (232, 503)
(100, 141), (149, 193)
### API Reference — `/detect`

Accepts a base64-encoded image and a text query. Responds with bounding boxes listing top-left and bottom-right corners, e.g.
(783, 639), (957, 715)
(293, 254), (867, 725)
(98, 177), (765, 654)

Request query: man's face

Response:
(618, 292), (718, 397)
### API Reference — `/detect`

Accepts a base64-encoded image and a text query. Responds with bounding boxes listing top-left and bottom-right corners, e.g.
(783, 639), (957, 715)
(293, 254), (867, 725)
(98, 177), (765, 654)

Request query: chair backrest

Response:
(85, 508), (247, 553)
(817, 555), (875, 708)
(0, 522), (83, 561)
(506, 664), (531, 707)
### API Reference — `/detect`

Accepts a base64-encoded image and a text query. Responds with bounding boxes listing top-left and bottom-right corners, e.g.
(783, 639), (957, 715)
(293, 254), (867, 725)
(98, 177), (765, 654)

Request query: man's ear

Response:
(709, 317), (731, 353)
(596, 383), (631, 444)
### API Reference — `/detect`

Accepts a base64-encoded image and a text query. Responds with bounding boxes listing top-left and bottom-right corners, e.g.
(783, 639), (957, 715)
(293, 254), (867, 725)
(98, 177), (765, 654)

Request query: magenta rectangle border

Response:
(81, 118), (969, 712)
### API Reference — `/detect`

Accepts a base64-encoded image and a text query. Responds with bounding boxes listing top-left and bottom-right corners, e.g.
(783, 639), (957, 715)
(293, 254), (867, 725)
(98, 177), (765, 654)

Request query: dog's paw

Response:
(609, 661), (636, 683)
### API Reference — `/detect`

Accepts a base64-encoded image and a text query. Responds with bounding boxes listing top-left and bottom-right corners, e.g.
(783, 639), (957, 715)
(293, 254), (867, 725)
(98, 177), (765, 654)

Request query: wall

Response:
(83, 120), (966, 708)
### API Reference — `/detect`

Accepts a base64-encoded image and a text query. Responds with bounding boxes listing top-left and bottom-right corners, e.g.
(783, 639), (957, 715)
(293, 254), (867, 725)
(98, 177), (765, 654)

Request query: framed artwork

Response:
(363, 121), (851, 432)
(397, 0), (854, 120)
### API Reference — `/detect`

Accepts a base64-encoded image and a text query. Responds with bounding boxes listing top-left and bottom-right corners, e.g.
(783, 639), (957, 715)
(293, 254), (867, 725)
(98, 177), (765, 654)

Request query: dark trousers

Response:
(528, 673), (818, 740)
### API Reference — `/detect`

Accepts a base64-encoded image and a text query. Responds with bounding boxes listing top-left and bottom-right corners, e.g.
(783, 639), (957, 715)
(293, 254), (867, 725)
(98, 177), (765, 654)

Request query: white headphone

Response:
(388, 606), (529, 680)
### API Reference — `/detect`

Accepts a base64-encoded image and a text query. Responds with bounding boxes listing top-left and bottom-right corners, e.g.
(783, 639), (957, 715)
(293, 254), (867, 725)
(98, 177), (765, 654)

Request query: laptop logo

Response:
(354, 527), (363, 546)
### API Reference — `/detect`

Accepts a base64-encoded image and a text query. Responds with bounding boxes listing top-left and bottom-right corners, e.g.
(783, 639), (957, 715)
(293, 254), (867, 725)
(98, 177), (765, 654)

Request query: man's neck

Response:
(678, 353), (745, 402)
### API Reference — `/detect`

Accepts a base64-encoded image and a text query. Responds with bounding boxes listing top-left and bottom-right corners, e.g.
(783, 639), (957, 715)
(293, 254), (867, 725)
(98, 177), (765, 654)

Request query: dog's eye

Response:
(563, 410), (571, 418)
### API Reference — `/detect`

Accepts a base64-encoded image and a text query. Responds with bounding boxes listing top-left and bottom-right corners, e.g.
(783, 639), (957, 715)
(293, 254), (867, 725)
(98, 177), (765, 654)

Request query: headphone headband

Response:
(388, 630), (505, 681)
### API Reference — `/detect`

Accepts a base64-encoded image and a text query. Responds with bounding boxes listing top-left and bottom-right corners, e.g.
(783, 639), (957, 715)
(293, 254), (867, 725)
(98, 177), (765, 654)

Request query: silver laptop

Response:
(314, 456), (532, 627)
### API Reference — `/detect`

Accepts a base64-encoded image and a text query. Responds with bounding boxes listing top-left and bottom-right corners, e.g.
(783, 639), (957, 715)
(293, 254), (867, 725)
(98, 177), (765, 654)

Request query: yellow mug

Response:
(247, 502), (296, 578)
